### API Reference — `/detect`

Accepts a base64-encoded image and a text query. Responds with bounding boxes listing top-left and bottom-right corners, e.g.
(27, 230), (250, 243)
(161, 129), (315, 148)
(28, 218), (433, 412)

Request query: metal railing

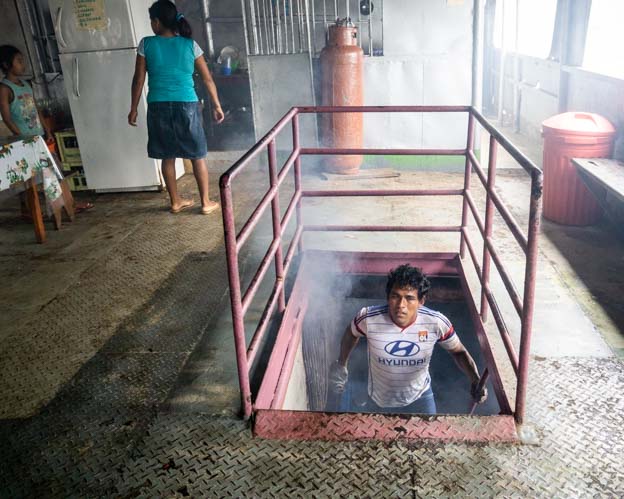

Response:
(220, 105), (543, 424)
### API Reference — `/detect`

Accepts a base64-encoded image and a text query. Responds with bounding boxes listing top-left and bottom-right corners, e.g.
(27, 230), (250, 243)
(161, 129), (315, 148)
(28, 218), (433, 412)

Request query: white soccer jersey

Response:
(350, 304), (461, 407)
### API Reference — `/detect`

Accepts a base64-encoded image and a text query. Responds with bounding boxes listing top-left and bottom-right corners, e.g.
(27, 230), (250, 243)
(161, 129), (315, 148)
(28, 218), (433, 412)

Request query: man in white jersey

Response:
(328, 264), (487, 414)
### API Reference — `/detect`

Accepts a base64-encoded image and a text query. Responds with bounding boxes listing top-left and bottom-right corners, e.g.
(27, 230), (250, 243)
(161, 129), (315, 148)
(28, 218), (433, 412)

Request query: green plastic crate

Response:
(69, 174), (89, 191)
(62, 163), (89, 191)
(55, 130), (82, 166)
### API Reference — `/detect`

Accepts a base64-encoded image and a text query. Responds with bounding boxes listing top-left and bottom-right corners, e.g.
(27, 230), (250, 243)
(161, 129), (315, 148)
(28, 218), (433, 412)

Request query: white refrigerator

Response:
(49, 0), (184, 192)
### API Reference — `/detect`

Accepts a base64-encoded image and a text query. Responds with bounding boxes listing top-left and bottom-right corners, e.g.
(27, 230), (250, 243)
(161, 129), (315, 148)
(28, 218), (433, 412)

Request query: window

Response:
(583, 0), (624, 79)
(493, 0), (557, 59)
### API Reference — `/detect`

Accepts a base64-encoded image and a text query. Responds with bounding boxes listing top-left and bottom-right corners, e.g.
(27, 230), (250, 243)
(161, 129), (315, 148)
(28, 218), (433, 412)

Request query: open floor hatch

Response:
(219, 105), (543, 443)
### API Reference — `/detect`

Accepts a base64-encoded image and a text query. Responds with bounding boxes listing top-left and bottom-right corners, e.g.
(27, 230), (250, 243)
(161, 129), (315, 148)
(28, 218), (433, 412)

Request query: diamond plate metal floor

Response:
(1, 169), (624, 497)
(1, 358), (623, 497)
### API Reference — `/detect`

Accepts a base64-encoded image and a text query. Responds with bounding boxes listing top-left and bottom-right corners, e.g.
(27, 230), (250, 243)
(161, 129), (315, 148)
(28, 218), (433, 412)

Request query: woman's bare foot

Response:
(170, 199), (195, 213)
(200, 200), (220, 215)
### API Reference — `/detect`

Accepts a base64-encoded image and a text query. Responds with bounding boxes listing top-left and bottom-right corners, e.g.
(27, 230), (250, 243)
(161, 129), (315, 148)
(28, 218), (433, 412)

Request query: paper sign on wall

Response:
(74, 0), (107, 31)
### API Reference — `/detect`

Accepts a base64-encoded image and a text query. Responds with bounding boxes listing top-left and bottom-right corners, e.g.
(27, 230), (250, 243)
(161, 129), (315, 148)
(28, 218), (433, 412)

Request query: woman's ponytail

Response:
(149, 1), (192, 38)
(176, 14), (192, 38)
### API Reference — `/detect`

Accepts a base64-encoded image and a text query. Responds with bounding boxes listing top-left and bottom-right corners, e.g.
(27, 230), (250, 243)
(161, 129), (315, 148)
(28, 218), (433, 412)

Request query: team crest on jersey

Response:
(418, 330), (428, 342)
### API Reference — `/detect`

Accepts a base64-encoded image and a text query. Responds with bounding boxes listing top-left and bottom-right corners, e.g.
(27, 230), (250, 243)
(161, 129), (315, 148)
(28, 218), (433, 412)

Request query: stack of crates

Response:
(55, 130), (89, 190)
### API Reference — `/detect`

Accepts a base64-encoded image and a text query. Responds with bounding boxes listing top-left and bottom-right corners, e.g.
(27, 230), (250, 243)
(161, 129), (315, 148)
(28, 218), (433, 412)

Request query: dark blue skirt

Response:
(147, 101), (208, 159)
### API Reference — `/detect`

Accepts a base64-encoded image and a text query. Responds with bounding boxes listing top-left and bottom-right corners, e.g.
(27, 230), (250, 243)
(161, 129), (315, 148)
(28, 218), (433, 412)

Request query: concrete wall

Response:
(567, 70), (624, 131)
(515, 57), (560, 139)
(361, 0), (473, 163)
(383, 0), (472, 58)
(493, 52), (560, 140)
(248, 53), (317, 149)
(0, 2), (32, 76)
(247, 0), (474, 162)
(494, 51), (624, 143)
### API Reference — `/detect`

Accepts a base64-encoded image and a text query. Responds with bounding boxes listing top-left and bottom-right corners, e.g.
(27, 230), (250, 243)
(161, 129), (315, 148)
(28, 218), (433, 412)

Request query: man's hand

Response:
(470, 380), (488, 404)
(328, 361), (349, 394)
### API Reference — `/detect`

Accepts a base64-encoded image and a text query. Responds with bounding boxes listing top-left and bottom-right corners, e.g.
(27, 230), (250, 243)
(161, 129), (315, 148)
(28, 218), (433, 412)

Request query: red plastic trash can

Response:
(541, 112), (615, 225)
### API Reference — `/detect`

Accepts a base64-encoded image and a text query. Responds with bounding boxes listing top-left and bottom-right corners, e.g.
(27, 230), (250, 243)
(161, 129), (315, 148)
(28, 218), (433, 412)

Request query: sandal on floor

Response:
(74, 201), (94, 213)
(200, 202), (220, 215)
(170, 200), (195, 213)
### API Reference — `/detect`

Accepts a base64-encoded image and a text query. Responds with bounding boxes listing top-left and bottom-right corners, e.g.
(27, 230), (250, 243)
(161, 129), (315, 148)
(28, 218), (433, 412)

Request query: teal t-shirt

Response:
(138, 36), (203, 103)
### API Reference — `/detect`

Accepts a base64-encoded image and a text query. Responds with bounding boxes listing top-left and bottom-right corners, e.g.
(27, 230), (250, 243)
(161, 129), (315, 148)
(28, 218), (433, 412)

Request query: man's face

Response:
(387, 285), (423, 328)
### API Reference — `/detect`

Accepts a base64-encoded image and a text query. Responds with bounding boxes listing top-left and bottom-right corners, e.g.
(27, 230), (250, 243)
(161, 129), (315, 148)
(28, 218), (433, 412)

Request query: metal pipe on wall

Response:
(14, 0), (49, 96)
(310, 0), (317, 55)
(304, 0), (316, 103)
(282, 0), (289, 53)
(379, 0), (383, 55)
(497, 0), (506, 125)
(512, 0), (520, 132)
(323, 0), (327, 32)
(201, 0), (215, 59)
(275, 0), (283, 53)
(262, 0), (270, 53)
(241, 0), (386, 57)
(368, 16), (372, 55)
(247, 0), (260, 54)
(32, 0), (58, 73)
(471, 0), (484, 109)
(290, 0), (296, 53)
(297, 0), (304, 52)
(201, 0), (214, 59)
(254, 0), (265, 55)
(268, 0), (276, 54)
(357, 0), (362, 48)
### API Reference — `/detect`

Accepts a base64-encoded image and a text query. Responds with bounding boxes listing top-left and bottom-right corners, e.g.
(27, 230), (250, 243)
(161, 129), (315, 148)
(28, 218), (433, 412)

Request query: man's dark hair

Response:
(386, 264), (431, 299)
(0, 45), (20, 73)
(149, 0), (192, 38)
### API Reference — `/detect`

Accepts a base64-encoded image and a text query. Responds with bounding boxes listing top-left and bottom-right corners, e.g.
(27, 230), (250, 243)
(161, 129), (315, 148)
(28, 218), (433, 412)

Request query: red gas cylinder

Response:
(541, 112), (615, 225)
(320, 23), (364, 175)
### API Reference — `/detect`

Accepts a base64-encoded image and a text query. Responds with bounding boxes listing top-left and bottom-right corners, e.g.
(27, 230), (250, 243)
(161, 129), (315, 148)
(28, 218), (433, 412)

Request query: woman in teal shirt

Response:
(129, 0), (224, 215)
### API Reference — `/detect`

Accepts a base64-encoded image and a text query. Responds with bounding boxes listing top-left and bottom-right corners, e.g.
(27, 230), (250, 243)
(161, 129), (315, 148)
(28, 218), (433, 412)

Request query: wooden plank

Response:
(25, 178), (46, 243)
(321, 168), (400, 181)
(60, 177), (76, 222)
(572, 158), (624, 203)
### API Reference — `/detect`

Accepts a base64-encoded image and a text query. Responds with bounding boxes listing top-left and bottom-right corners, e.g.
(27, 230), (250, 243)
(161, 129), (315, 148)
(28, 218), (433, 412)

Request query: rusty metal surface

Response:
(1, 357), (623, 497)
(254, 410), (519, 443)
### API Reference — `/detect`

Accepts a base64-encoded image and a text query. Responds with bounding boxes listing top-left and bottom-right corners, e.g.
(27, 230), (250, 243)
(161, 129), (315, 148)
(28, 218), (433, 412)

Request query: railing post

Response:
(292, 113), (304, 253)
(460, 112), (475, 258)
(220, 181), (253, 419)
(515, 171), (542, 424)
(480, 135), (497, 321)
(268, 139), (286, 312)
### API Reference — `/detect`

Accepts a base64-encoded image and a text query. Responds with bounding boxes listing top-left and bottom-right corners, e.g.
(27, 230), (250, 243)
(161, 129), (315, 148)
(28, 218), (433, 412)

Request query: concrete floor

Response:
(1, 129), (624, 495)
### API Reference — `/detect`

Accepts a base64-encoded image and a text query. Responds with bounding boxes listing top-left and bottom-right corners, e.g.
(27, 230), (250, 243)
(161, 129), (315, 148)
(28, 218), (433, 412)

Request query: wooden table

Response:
(0, 136), (75, 243)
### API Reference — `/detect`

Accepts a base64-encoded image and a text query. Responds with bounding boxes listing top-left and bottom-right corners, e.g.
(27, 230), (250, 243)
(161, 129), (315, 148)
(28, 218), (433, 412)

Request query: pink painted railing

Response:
(220, 105), (542, 424)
